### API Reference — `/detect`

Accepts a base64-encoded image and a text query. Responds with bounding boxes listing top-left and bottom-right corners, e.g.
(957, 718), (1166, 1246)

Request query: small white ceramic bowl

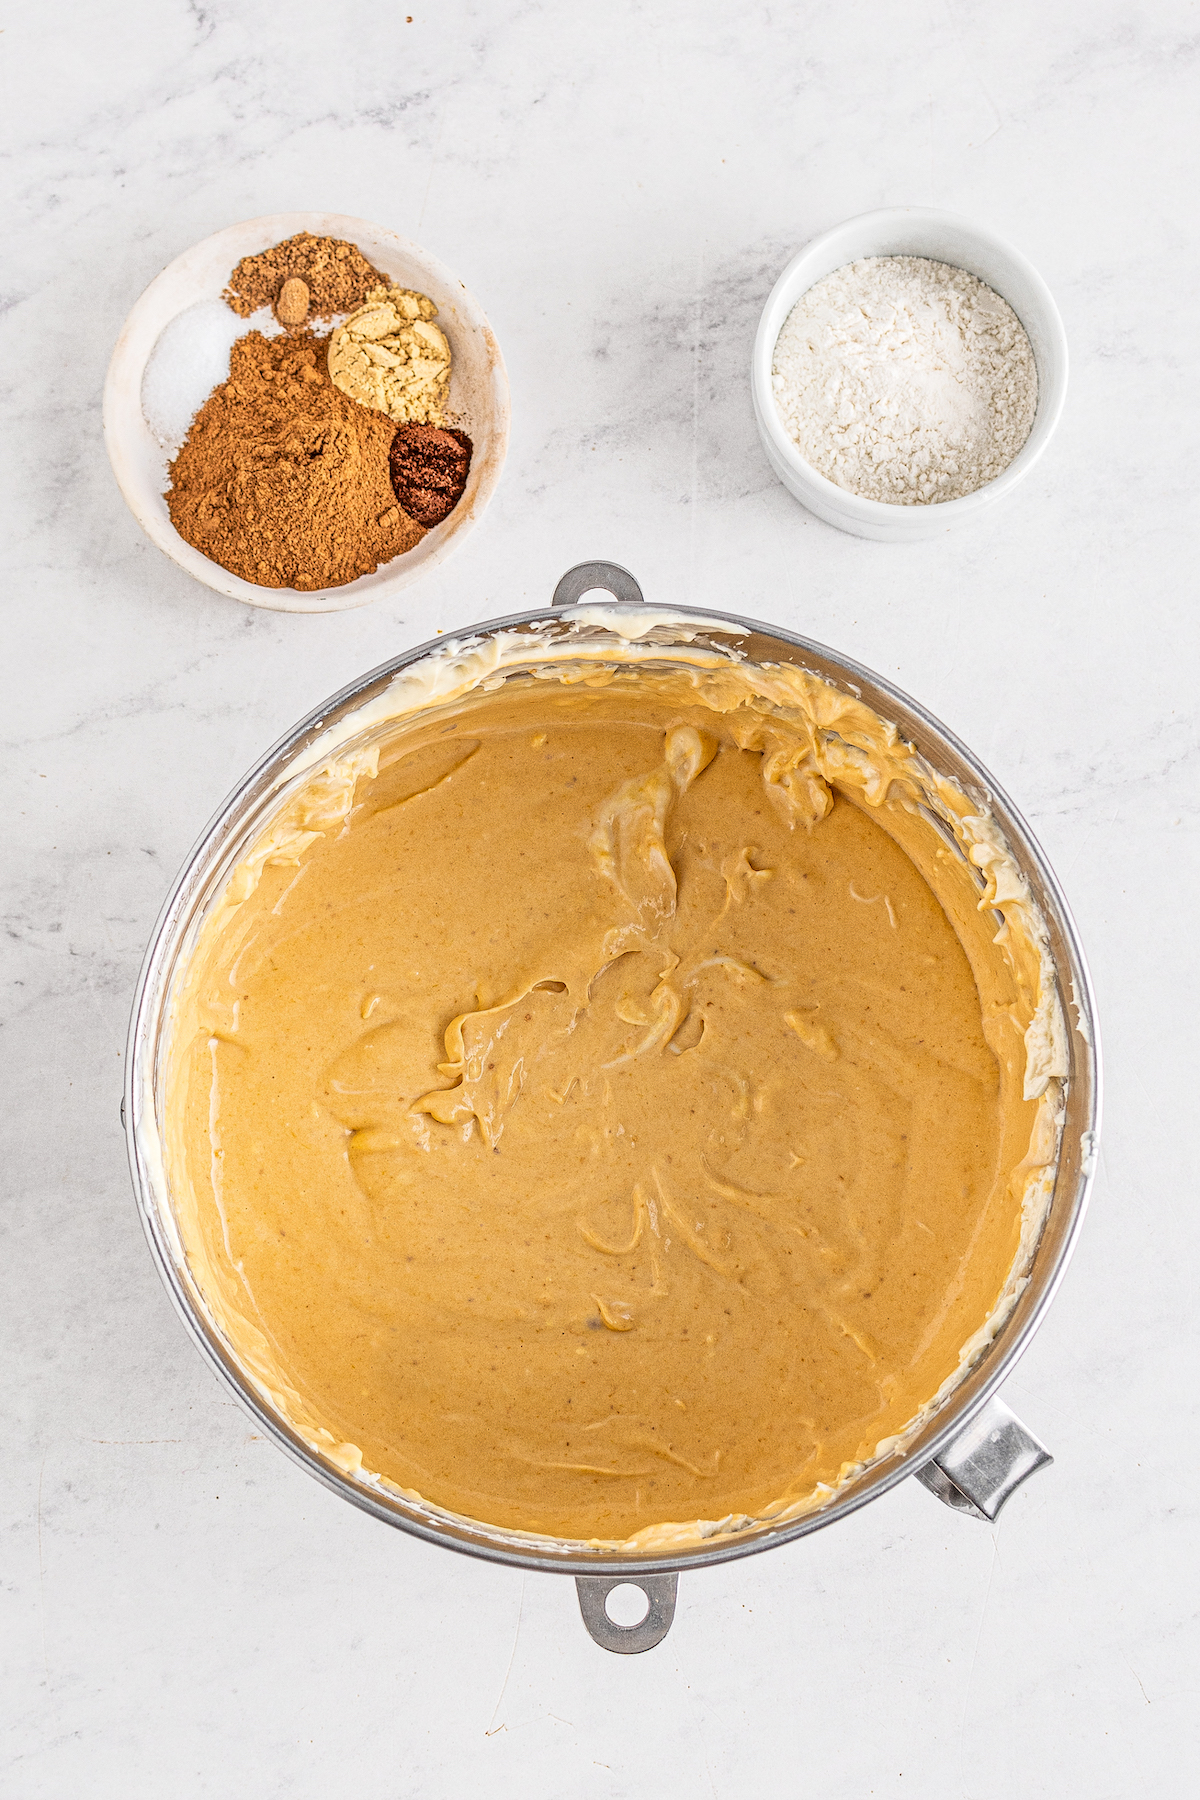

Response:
(104, 212), (510, 612)
(751, 207), (1068, 542)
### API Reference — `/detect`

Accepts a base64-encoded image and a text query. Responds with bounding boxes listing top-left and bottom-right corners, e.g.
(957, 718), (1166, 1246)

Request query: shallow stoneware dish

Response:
(125, 561), (1100, 1654)
(751, 206), (1068, 543)
(103, 212), (510, 613)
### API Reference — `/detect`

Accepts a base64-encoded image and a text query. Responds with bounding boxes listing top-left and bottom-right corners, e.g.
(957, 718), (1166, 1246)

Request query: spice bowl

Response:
(104, 212), (510, 612)
(751, 207), (1068, 543)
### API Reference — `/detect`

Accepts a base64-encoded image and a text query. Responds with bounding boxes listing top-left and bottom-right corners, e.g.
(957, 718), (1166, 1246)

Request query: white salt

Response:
(140, 300), (283, 451)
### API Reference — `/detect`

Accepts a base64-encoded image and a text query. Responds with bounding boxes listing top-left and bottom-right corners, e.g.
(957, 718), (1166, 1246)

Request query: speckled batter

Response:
(167, 669), (1050, 1543)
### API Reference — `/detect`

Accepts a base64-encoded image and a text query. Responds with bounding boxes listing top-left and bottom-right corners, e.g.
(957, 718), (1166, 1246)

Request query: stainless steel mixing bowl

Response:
(125, 562), (1100, 1653)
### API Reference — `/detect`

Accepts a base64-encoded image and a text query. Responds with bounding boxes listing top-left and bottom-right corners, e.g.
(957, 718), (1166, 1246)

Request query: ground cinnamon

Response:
(224, 232), (385, 322)
(166, 331), (425, 590)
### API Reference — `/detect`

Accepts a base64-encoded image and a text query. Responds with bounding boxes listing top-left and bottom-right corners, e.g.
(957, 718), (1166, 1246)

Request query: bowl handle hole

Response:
(604, 1582), (651, 1627)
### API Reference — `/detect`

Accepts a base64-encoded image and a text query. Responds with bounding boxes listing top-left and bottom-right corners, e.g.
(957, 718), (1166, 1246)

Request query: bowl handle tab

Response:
(916, 1394), (1052, 1522)
(575, 1573), (678, 1654)
(551, 561), (645, 608)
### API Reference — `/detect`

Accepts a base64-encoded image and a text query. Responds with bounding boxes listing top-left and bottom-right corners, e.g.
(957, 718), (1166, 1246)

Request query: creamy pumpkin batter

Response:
(162, 618), (1066, 1546)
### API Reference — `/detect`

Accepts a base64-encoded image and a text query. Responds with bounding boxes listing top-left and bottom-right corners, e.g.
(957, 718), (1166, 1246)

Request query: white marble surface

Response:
(4, 2), (1198, 1793)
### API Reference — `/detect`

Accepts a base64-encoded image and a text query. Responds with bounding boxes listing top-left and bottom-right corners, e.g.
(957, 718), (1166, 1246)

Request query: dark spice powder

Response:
(224, 232), (386, 323)
(389, 424), (474, 527)
(166, 331), (425, 590)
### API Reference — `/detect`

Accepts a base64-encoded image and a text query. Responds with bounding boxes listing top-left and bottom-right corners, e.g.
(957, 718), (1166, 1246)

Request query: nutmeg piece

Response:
(276, 276), (310, 328)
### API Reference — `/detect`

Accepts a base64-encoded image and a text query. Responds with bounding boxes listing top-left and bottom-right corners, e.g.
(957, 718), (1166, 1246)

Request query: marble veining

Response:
(3, 1), (1199, 1795)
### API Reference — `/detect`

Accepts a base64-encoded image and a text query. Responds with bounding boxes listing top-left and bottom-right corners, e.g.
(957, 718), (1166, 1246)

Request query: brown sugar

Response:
(224, 232), (386, 323)
(165, 331), (425, 591)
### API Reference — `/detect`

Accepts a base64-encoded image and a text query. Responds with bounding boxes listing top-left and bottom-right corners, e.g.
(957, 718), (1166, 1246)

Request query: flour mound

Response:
(771, 256), (1038, 505)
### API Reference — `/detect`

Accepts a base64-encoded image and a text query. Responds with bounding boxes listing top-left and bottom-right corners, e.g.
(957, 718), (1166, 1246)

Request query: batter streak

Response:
(165, 639), (1064, 1545)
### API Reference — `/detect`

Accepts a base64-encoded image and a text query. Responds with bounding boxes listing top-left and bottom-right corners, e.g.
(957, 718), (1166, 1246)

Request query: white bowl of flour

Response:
(751, 208), (1068, 542)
